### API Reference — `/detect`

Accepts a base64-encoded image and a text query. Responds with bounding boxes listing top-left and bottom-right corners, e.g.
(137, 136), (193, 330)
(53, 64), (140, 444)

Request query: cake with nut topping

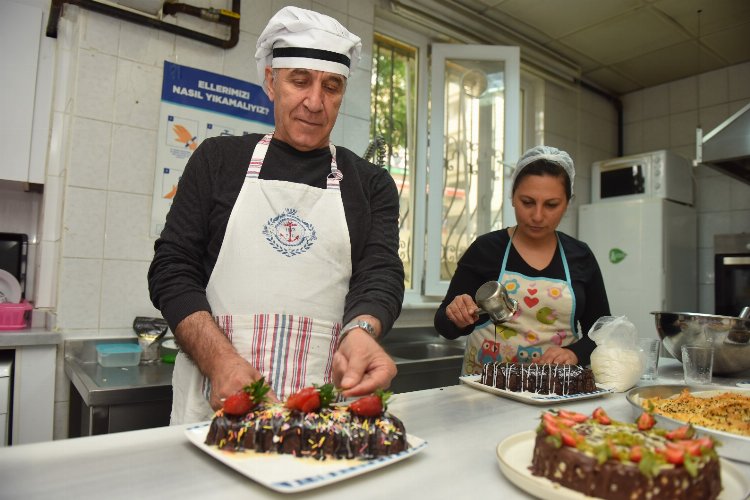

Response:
(530, 408), (721, 499)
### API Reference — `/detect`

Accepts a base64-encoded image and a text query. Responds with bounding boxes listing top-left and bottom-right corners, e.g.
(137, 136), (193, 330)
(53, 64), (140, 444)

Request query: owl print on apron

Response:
(462, 231), (577, 375)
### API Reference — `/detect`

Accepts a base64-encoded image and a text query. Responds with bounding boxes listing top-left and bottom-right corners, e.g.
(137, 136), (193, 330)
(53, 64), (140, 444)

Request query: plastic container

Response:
(96, 343), (142, 367)
(0, 300), (33, 330)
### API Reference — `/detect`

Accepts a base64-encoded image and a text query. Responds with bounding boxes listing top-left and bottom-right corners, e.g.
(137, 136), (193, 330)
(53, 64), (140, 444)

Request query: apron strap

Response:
(246, 133), (343, 191)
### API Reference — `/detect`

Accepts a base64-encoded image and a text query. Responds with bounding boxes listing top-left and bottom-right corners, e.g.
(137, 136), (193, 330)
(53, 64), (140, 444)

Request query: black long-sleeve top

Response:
(148, 133), (405, 336)
(434, 229), (610, 365)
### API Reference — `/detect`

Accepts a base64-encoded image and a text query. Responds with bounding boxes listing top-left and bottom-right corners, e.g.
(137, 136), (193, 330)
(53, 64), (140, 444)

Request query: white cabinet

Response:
(0, 354), (12, 446)
(0, 1), (53, 184)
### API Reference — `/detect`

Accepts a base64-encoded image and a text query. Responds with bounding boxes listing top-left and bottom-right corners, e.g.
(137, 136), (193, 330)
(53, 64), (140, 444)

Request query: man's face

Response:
(266, 67), (346, 151)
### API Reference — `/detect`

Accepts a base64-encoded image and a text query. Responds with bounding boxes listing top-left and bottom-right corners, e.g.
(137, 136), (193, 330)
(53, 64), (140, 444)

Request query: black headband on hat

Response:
(272, 47), (351, 68)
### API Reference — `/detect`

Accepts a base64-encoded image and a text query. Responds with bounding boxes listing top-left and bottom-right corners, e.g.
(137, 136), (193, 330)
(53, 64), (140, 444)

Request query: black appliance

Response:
(714, 233), (750, 317)
(0, 233), (27, 299)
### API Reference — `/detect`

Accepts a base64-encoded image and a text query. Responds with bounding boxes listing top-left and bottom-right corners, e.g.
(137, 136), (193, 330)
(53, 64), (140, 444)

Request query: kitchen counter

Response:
(65, 340), (174, 436)
(0, 327), (60, 347)
(1, 359), (749, 499)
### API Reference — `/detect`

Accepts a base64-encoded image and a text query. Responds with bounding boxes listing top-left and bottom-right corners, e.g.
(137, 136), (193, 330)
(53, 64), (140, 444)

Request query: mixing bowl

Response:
(651, 311), (750, 375)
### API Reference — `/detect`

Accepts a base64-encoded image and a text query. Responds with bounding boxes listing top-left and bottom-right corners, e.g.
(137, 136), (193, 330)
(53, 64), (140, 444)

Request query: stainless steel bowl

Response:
(651, 311), (750, 375)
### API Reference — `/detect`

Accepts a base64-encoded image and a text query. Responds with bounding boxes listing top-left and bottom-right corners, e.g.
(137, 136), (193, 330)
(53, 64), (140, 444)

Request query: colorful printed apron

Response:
(171, 133), (352, 424)
(462, 230), (577, 375)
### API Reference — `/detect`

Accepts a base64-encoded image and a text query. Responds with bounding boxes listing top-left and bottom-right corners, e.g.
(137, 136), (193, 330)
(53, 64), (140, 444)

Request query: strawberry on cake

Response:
(204, 379), (408, 460)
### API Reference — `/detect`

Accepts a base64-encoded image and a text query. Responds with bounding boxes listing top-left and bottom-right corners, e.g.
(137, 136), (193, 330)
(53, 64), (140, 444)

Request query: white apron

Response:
(462, 230), (578, 375)
(171, 133), (352, 424)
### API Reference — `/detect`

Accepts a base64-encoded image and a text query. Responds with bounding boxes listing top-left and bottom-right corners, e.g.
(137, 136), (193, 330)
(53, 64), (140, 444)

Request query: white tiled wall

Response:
(622, 61), (750, 314)
(543, 82), (620, 237)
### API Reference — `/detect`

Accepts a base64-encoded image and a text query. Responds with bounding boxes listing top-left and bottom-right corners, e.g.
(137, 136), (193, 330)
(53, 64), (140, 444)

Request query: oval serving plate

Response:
(626, 384), (750, 464)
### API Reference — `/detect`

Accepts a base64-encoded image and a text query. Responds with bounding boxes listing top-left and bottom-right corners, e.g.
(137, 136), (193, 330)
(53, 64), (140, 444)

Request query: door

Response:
(425, 44), (520, 296)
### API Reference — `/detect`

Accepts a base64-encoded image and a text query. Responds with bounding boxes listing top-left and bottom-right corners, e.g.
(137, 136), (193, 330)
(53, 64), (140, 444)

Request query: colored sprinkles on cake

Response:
(205, 382), (408, 461)
(530, 407), (723, 499)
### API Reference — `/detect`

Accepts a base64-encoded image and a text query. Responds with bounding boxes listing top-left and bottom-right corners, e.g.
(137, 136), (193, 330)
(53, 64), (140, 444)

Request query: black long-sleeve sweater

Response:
(434, 229), (610, 366)
(148, 133), (405, 336)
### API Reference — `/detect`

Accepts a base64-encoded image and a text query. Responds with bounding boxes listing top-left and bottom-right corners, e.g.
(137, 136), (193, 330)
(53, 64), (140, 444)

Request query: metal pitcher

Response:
(475, 280), (518, 325)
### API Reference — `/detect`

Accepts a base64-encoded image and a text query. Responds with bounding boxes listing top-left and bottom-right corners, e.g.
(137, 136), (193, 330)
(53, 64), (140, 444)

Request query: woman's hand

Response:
(445, 294), (481, 328)
(534, 346), (578, 365)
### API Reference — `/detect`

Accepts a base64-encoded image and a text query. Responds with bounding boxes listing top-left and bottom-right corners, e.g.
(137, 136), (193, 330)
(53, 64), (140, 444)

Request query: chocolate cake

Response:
(204, 403), (408, 460)
(530, 409), (722, 500)
(480, 362), (596, 395)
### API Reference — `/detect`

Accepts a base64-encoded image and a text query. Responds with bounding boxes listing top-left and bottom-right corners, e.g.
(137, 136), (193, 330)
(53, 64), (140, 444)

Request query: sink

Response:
(385, 342), (465, 360)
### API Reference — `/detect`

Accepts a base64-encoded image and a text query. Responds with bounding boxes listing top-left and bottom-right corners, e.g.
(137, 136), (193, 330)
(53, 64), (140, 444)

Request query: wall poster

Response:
(151, 61), (274, 236)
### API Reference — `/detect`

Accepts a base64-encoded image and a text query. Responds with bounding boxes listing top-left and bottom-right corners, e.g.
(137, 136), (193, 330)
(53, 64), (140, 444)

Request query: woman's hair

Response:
(511, 159), (573, 201)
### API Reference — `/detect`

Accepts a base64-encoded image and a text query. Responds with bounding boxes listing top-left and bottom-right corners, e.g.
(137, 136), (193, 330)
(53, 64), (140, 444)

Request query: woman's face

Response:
(512, 174), (569, 240)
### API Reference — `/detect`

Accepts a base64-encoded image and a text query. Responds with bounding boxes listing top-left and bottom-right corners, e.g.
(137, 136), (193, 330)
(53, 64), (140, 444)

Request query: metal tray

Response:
(626, 384), (750, 463)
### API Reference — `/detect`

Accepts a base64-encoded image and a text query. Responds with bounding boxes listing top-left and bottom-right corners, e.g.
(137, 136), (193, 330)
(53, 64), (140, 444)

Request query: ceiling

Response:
(390, 0), (750, 97)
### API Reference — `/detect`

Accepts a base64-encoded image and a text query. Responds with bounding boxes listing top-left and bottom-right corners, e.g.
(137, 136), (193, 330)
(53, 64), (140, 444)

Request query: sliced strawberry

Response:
(349, 389), (392, 417)
(543, 420), (561, 437)
(223, 391), (252, 416)
(556, 416), (578, 427)
(695, 437), (714, 450)
(592, 407), (611, 425)
(637, 412), (656, 431)
(629, 445), (643, 462)
(560, 428), (582, 447)
(558, 409), (588, 423)
(661, 445), (685, 464)
(665, 425), (694, 440)
(542, 412), (558, 425)
(677, 440), (703, 457)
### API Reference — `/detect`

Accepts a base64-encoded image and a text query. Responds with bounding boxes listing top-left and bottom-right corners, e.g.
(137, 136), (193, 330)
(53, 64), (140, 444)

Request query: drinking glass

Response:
(639, 338), (661, 381)
(681, 345), (714, 385)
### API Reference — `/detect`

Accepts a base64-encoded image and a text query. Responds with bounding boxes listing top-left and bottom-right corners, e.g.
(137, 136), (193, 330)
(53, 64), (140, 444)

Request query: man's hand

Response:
(174, 311), (278, 410)
(206, 353), (278, 410)
(534, 346), (578, 365)
(332, 330), (397, 397)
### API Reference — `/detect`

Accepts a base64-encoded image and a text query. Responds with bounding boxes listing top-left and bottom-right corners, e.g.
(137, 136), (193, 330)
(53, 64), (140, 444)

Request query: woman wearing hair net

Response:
(434, 145), (611, 375)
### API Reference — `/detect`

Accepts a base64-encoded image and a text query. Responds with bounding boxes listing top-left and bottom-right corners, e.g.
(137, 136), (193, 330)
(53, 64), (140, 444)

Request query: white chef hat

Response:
(511, 145), (575, 197)
(255, 6), (362, 83)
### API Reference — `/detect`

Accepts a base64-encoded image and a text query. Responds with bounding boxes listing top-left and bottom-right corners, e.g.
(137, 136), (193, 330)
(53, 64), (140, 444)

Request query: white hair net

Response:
(255, 6), (362, 88)
(511, 145), (575, 197)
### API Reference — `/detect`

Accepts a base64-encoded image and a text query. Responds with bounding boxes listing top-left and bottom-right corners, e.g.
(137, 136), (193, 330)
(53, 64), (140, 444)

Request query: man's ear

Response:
(265, 67), (275, 101)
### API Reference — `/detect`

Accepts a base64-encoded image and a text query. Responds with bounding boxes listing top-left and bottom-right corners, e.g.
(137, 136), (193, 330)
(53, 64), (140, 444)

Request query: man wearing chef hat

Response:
(148, 6), (404, 424)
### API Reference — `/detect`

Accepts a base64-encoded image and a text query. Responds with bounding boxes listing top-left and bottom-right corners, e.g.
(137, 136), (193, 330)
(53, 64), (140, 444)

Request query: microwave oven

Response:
(591, 150), (693, 205)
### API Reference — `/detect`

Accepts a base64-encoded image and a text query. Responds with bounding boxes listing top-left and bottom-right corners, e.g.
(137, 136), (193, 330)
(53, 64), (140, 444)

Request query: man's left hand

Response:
(332, 330), (397, 397)
(534, 346), (578, 365)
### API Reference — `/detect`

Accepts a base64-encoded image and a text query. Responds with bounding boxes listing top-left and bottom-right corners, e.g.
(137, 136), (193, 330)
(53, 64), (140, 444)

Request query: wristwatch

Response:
(338, 319), (377, 345)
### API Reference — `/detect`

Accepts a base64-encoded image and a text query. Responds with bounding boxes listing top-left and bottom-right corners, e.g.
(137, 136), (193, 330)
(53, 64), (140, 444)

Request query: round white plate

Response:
(0, 269), (21, 304)
(496, 431), (749, 500)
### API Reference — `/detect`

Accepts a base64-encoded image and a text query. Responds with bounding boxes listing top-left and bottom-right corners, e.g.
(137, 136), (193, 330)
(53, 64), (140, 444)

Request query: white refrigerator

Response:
(578, 198), (697, 339)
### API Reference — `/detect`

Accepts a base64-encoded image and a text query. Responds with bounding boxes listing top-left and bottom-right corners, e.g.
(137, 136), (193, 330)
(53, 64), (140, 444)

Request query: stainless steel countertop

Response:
(63, 331), (464, 405)
(64, 339), (173, 406)
(2, 359), (748, 500)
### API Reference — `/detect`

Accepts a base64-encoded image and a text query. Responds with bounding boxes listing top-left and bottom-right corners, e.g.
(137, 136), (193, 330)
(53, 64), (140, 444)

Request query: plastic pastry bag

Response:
(588, 316), (644, 392)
